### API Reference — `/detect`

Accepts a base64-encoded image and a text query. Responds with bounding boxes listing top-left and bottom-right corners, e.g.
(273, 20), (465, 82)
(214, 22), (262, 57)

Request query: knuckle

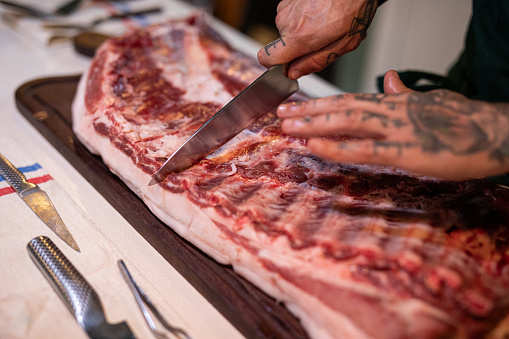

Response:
(305, 54), (328, 73)
(276, 1), (284, 13)
(274, 14), (285, 31)
(341, 93), (355, 101)
(345, 37), (362, 53)
(336, 93), (356, 107)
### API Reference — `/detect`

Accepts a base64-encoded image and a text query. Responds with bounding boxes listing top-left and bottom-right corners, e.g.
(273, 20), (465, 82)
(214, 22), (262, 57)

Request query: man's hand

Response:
(257, 0), (378, 79)
(277, 71), (509, 180)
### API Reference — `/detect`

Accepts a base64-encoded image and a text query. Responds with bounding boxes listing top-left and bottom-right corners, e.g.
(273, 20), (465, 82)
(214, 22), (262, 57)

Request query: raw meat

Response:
(72, 13), (509, 339)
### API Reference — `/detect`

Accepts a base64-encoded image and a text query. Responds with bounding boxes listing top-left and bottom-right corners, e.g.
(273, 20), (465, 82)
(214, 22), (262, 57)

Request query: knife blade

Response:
(149, 64), (299, 186)
(0, 152), (80, 252)
(27, 236), (135, 339)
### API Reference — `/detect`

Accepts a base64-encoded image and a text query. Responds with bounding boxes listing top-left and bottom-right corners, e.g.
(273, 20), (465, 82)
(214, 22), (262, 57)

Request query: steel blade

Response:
(22, 188), (80, 252)
(149, 64), (298, 185)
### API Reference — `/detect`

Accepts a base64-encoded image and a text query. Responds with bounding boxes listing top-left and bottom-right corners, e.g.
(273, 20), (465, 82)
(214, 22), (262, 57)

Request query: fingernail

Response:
(277, 102), (300, 117)
(277, 104), (293, 116)
(277, 105), (289, 117)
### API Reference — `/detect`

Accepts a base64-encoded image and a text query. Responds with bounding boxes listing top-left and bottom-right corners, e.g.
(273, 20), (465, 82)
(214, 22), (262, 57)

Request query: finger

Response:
(307, 138), (486, 181)
(307, 138), (410, 167)
(278, 94), (355, 119)
(258, 34), (361, 79)
(285, 35), (361, 79)
(306, 137), (442, 177)
(280, 110), (370, 137)
(257, 36), (296, 69)
(257, 21), (346, 73)
(280, 105), (409, 139)
(257, 33), (337, 76)
(383, 70), (413, 94)
(278, 92), (408, 119)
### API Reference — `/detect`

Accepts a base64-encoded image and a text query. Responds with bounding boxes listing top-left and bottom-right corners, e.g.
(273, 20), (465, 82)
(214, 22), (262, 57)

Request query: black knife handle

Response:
(27, 236), (105, 332)
(0, 152), (36, 193)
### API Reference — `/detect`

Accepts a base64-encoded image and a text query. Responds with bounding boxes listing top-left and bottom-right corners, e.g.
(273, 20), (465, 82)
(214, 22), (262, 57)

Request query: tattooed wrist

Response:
(349, 0), (378, 37)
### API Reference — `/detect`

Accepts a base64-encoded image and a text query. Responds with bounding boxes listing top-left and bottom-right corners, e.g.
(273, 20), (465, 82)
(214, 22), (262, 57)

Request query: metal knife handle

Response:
(0, 152), (36, 194)
(27, 236), (105, 330)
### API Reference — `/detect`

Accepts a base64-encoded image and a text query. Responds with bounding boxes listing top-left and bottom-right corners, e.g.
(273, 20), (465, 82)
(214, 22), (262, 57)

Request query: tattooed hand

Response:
(257, 0), (378, 79)
(278, 70), (509, 180)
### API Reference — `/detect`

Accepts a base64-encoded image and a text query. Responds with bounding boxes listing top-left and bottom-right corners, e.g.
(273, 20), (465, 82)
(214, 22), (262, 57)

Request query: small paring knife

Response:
(27, 236), (135, 339)
(0, 152), (80, 252)
(149, 64), (299, 186)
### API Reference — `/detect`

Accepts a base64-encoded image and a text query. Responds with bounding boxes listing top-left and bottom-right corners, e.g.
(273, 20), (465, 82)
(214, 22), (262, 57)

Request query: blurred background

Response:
(2, 0), (471, 95)
(192, 0), (472, 94)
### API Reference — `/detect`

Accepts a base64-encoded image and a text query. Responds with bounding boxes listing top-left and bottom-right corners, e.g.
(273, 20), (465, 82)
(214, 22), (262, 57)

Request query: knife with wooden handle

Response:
(27, 236), (135, 339)
(0, 153), (80, 252)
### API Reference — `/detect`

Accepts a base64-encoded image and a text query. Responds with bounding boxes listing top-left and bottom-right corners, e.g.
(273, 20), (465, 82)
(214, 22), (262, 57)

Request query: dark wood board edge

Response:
(15, 75), (308, 339)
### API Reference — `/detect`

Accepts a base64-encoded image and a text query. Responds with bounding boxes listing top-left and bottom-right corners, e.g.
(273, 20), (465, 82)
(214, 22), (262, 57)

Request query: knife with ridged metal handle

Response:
(27, 236), (135, 339)
(0, 152), (80, 252)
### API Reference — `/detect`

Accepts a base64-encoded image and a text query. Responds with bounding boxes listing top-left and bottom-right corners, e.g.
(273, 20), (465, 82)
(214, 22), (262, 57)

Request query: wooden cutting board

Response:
(15, 75), (308, 339)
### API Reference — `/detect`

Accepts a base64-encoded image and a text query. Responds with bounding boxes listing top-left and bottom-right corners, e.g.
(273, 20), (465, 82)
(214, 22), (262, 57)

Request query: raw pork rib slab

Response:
(73, 14), (509, 339)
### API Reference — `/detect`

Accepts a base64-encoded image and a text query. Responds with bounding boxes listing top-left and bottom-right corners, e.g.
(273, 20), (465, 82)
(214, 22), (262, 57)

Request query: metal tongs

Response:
(118, 260), (192, 339)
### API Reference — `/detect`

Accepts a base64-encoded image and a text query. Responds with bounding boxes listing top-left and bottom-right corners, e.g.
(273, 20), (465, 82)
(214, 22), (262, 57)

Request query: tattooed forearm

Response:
(264, 37), (286, 56)
(349, 0), (377, 37)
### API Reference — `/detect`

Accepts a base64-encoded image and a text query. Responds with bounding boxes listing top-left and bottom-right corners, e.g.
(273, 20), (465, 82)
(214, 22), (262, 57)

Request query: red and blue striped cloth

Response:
(0, 163), (53, 197)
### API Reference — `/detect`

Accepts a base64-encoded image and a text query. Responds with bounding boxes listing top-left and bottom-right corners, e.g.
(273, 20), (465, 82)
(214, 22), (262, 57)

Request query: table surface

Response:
(0, 1), (342, 338)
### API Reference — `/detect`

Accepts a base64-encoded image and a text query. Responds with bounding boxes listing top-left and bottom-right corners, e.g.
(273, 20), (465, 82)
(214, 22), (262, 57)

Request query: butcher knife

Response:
(149, 64), (299, 185)
(27, 236), (135, 339)
(0, 152), (80, 252)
